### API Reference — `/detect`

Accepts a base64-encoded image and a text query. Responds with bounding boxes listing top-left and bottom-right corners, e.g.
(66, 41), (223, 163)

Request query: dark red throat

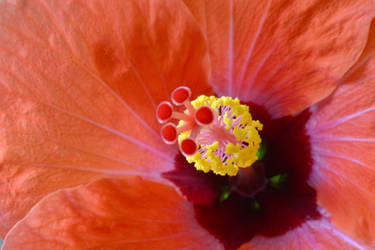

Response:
(163, 102), (321, 250)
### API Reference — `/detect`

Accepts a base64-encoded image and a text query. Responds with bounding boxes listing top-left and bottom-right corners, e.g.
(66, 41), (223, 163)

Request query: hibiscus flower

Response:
(1, 0), (375, 249)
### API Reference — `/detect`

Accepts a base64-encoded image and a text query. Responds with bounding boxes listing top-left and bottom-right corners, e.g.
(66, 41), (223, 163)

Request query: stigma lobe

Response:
(156, 86), (215, 157)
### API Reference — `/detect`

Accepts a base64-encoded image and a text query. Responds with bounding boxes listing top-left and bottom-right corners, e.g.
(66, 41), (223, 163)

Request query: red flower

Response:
(1, 0), (375, 249)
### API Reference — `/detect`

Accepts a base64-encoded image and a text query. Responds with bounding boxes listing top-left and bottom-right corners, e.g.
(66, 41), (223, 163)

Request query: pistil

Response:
(156, 86), (263, 176)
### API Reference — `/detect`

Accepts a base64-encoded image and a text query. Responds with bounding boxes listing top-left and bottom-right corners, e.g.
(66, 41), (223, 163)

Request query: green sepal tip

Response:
(269, 173), (288, 189)
(219, 186), (232, 203)
(256, 143), (267, 160)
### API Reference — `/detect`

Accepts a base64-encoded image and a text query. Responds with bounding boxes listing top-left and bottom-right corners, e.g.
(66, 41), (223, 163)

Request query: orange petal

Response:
(240, 215), (372, 250)
(307, 19), (375, 243)
(0, 0), (211, 236)
(2, 177), (220, 249)
(183, 0), (375, 117)
(0, 164), (99, 238)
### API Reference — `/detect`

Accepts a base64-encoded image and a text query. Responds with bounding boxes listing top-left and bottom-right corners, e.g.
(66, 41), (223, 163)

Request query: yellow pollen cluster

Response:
(178, 95), (263, 176)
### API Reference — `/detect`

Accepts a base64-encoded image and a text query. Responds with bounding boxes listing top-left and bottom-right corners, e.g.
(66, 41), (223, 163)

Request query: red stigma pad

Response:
(172, 86), (191, 105)
(195, 106), (214, 125)
(161, 123), (177, 144)
(181, 138), (197, 156)
(157, 101), (173, 123)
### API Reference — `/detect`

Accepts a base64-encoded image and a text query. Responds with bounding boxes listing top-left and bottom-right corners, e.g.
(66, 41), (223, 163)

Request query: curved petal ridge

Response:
(306, 18), (375, 242)
(183, 0), (375, 117)
(307, 68), (375, 243)
(2, 177), (221, 250)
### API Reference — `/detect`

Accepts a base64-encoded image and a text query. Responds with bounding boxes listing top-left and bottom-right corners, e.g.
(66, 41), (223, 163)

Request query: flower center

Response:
(156, 86), (263, 176)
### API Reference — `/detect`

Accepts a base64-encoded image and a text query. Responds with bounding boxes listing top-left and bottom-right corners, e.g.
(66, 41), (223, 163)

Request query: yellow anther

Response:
(178, 95), (263, 176)
(225, 143), (241, 154)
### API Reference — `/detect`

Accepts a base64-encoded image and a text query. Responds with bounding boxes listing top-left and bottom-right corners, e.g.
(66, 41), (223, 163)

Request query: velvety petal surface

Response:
(2, 177), (220, 250)
(307, 19), (375, 243)
(183, 0), (375, 117)
(0, 164), (99, 238)
(0, 0), (211, 236)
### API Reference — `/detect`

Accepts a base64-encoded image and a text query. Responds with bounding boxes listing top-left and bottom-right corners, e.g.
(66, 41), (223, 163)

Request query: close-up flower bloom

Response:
(1, 0), (375, 249)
